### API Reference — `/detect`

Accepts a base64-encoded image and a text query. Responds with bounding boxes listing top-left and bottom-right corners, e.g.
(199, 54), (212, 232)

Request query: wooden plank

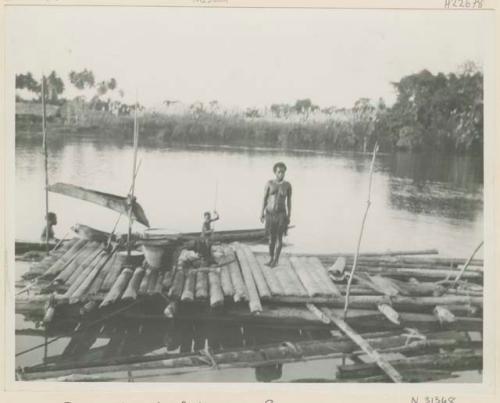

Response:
(208, 271), (224, 308)
(235, 243), (271, 300)
(268, 256), (308, 297)
(231, 245), (261, 313)
(289, 256), (323, 297)
(315, 306), (403, 383)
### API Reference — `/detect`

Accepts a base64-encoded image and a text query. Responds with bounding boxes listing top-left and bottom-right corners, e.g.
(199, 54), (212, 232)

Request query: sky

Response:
(6, 6), (492, 109)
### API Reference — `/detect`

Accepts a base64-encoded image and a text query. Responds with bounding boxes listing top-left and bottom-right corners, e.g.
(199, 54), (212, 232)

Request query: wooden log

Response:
(219, 266), (235, 297)
(232, 246), (261, 313)
(163, 301), (178, 318)
(153, 272), (165, 295)
(289, 256), (324, 297)
(315, 305), (403, 383)
(169, 270), (185, 300)
(41, 239), (88, 278)
(256, 256), (285, 296)
(298, 257), (332, 296)
(121, 267), (145, 300)
(100, 252), (127, 292)
(69, 253), (109, 303)
(269, 256), (308, 297)
(307, 257), (341, 296)
(348, 266), (482, 282)
(181, 270), (196, 302)
(138, 268), (152, 295)
(54, 242), (99, 284)
(336, 351), (482, 380)
(195, 270), (209, 300)
(270, 295), (482, 311)
(87, 251), (116, 295)
(100, 268), (133, 307)
(226, 255), (248, 302)
(235, 243), (271, 300)
(63, 250), (104, 298)
(328, 257), (346, 275)
(162, 270), (175, 290)
(146, 269), (159, 295)
(21, 329), (470, 381)
(208, 271), (224, 308)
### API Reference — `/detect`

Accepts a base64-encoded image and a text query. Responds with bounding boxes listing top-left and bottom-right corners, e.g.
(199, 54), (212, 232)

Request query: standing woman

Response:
(260, 162), (292, 267)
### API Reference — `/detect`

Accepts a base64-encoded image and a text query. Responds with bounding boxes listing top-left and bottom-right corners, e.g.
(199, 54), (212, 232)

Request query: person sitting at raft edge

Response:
(199, 210), (220, 265)
(260, 162), (292, 268)
(40, 212), (58, 243)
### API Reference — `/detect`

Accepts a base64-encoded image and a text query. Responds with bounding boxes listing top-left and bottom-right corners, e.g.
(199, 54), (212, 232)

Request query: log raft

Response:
(16, 237), (483, 332)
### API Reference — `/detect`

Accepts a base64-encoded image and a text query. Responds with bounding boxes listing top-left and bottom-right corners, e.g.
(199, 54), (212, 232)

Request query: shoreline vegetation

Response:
(16, 63), (483, 155)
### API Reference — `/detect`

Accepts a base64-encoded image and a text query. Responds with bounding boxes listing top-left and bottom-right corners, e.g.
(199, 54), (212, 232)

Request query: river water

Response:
(14, 134), (484, 382)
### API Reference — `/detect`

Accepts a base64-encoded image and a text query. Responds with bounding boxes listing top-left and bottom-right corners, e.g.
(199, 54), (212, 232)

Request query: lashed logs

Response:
(63, 250), (105, 298)
(41, 239), (87, 279)
(336, 351), (482, 380)
(208, 271), (224, 308)
(69, 253), (110, 303)
(100, 252), (128, 292)
(234, 243), (271, 300)
(256, 257), (284, 296)
(121, 267), (145, 300)
(270, 295), (482, 312)
(195, 270), (209, 300)
(53, 241), (99, 284)
(100, 268), (133, 307)
(169, 270), (185, 300)
(289, 256), (323, 297)
(232, 245), (261, 313)
(270, 257), (308, 297)
(181, 270), (196, 302)
(87, 251), (116, 295)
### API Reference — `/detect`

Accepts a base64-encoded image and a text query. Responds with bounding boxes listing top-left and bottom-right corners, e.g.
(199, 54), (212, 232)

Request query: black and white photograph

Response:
(3, 1), (496, 390)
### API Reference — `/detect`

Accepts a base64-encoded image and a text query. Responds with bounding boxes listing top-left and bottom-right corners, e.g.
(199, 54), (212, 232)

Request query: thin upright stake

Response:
(452, 241), (483, 286)
(41, 76), (50, 253)
(343, 142), (379, 318)
(127, 101), (139, 259)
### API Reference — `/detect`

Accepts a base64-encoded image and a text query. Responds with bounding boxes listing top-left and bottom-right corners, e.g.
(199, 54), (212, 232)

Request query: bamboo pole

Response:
(126, 99), (139, 260)
(452, 241), (483, 286)
(235, 243), (271, 300)
(344, 143), (379, 317)
(315, 305), (403, 383)
(41, 76), (50, 253)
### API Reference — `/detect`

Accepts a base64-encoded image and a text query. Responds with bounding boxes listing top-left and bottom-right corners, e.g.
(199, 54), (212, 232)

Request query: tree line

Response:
(15, 62), (483, 154)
